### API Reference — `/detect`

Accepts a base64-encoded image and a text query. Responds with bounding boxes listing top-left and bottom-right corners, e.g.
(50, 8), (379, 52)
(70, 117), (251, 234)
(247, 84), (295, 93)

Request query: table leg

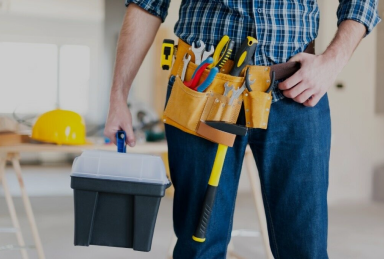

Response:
(244, 152), (274, 259)
(11, 155), (45, 259)
(0, 153), (29, 259)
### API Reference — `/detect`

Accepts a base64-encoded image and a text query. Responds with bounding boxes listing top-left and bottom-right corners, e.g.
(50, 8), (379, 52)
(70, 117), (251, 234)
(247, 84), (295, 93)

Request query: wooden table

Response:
(0, 142), (273, 259)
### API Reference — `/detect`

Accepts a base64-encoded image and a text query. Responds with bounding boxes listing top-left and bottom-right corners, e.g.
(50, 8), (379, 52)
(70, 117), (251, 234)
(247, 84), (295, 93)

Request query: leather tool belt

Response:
(163, 39), (315, 139)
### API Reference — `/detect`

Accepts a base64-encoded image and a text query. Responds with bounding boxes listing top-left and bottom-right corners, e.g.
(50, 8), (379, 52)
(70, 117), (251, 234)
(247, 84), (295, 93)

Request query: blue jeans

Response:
(165, 76), (331, 259)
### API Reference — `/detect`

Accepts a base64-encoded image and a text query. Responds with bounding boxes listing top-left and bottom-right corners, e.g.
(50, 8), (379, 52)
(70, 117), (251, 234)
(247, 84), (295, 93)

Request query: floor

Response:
(1, 166), (384, 259)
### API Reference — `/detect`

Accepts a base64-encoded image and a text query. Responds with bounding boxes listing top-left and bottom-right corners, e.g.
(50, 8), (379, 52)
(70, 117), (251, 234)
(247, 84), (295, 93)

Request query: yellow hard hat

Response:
(31, 109), (87, 145)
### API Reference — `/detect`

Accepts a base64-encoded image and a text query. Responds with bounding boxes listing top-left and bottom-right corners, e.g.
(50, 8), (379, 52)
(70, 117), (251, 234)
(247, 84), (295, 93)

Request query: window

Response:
(0, 42), (58, 113)
(0, 42), (90, 114)
(59, 45), (90, 114)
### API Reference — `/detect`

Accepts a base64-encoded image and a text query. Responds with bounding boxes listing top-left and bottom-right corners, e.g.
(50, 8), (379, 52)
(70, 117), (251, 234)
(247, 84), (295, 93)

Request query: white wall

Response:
(317, 1), (384, 204)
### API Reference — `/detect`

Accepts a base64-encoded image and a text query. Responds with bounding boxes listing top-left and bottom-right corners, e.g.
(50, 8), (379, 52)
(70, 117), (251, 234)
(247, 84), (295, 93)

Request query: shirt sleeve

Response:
(337, 0), (381, 36)
(125, 0), (171, 23)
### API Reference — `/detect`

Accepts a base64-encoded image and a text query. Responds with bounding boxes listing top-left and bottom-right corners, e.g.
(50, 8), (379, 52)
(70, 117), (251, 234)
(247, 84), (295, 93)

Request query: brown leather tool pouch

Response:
(163, 75), (243, 137)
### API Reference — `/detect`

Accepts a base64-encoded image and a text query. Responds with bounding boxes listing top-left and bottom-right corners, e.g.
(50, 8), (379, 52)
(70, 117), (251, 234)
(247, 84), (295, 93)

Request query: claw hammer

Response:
(193, 121), (248, 242)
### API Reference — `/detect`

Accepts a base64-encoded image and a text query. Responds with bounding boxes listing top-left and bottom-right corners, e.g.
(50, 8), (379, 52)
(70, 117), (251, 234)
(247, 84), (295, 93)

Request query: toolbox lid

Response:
(71, 150), (169, 185)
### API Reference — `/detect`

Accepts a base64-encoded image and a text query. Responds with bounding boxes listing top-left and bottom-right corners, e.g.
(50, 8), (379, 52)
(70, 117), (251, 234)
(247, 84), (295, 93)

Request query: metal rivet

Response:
(245, 93), (248, 96)
(267, 97), (271, 100)
(263, 122), (266, 125)
(266, 108), (269, 111)
(215, 99), (219, 103)
(222, 69), (225, 72)
(266, 80), (270, 83)
(247, 122), (250, 125)
(265, 67), (268, 71)
(163, 119), (166, 122)
(246, 109), (249, 112)
(222, 104), (225, 107)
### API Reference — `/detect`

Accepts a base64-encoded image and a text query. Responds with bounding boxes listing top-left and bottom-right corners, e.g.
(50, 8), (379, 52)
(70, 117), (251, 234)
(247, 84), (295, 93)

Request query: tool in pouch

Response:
(230, 36), (258, 77)
(192, 121), (248, 242)
(193, 37), (257, 243)
(181, 53), (191, 81)
(229, 68), (255, 105)
(221, 35), (257, 98)
(183, 56), (219, 92)
(192, 72), (254, 243)
(208, 35), (235, 70)
(184, 57), (214, 89)
(192, 40), (214, 65)
(184, 36), (235, 92)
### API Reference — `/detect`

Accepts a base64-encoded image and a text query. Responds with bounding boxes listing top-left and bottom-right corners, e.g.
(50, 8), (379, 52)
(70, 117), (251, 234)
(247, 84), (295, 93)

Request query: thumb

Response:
(122, 122), (136, 147)
(288, 52), (305, 63)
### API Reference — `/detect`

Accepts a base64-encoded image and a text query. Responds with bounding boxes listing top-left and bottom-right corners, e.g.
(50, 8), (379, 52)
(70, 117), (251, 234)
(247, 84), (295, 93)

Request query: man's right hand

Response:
(103, 3), (161, 147)
(104, 101), (136, 147)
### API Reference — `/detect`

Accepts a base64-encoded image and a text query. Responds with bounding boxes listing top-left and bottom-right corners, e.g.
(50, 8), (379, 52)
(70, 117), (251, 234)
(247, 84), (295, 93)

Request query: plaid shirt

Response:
(126, 0), (380, 102)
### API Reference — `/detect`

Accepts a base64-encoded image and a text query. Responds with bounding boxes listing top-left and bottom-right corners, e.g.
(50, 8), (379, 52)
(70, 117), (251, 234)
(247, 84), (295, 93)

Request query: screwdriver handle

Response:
(208, 35), (229, 69)
(229, 36), (258, 76)
(196, 67), (219, 92)
(215, 40), (234, 69)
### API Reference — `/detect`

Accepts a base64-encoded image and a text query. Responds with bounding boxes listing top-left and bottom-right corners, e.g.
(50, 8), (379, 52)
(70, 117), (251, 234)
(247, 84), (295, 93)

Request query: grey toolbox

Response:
(70, 149), (171, 252)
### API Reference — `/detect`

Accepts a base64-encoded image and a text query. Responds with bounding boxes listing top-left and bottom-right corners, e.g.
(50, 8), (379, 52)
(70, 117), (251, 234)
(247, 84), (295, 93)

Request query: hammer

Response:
(192, 121), (248, 242)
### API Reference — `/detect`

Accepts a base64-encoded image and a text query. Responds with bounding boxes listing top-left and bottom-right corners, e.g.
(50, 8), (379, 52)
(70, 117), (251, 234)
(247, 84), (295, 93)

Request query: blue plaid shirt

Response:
(126, 0), (380, 102)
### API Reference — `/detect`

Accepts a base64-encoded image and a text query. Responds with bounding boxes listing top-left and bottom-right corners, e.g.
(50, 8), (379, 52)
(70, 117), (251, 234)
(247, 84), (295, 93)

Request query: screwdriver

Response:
(229, 36), (258, 76)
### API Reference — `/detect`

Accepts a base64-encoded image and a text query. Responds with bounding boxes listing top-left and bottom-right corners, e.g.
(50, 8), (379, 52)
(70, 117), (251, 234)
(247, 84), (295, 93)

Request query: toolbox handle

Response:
(116, 130), (126, 153)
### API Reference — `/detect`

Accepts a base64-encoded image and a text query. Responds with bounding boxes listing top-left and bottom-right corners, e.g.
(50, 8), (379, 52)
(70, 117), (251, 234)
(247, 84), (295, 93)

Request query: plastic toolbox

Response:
(70, 149), (171, 252)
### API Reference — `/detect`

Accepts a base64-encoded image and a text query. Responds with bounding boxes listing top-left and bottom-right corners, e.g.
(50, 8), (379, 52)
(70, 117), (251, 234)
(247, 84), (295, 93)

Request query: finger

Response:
(278, 70), (303, 90)
(282, 81), (308, 99)
(293, 88), (315, 104)
(303, 93), (322, 107)
(110, 132), (117, 145)
(122, 123), (136, 147)
(104, 128), (117, 145)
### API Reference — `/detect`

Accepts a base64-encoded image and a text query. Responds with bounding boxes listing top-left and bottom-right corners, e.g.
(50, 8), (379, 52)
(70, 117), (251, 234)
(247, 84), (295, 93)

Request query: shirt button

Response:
(257, 8), (262, 13)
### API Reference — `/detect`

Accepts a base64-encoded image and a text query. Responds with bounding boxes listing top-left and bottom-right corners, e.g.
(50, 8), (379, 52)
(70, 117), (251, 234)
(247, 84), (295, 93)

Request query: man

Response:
(104, 1), (380, 258)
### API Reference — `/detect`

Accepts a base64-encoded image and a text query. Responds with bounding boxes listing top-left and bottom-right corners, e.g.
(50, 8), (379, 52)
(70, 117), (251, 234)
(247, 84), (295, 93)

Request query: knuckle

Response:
(283, 91), (292, 98)
(279, 82), (287, 90)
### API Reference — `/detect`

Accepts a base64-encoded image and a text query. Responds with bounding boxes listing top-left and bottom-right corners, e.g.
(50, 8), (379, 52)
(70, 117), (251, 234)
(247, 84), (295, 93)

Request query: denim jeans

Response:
(165, 76), (331, 259)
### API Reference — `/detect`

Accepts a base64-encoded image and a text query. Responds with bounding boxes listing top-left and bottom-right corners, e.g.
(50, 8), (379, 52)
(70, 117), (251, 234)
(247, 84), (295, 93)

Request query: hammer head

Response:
(205, 121), (248, 136)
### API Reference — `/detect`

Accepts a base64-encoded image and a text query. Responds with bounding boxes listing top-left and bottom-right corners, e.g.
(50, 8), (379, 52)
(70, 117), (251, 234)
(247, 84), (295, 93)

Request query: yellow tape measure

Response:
(161, 39), (175, 70)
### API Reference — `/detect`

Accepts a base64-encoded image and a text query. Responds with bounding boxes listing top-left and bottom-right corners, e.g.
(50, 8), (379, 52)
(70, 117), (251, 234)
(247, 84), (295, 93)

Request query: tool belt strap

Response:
(171, 39), (315, 81)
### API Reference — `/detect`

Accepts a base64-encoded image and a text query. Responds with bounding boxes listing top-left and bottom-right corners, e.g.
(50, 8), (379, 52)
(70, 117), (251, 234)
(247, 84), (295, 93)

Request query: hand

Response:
(104, 101), (136, 147)
(278, 53), (341, 107)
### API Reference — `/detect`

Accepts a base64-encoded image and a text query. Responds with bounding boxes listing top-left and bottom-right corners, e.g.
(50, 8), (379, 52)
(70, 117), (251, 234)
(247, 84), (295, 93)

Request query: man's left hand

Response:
(278, 53), (341, 107)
